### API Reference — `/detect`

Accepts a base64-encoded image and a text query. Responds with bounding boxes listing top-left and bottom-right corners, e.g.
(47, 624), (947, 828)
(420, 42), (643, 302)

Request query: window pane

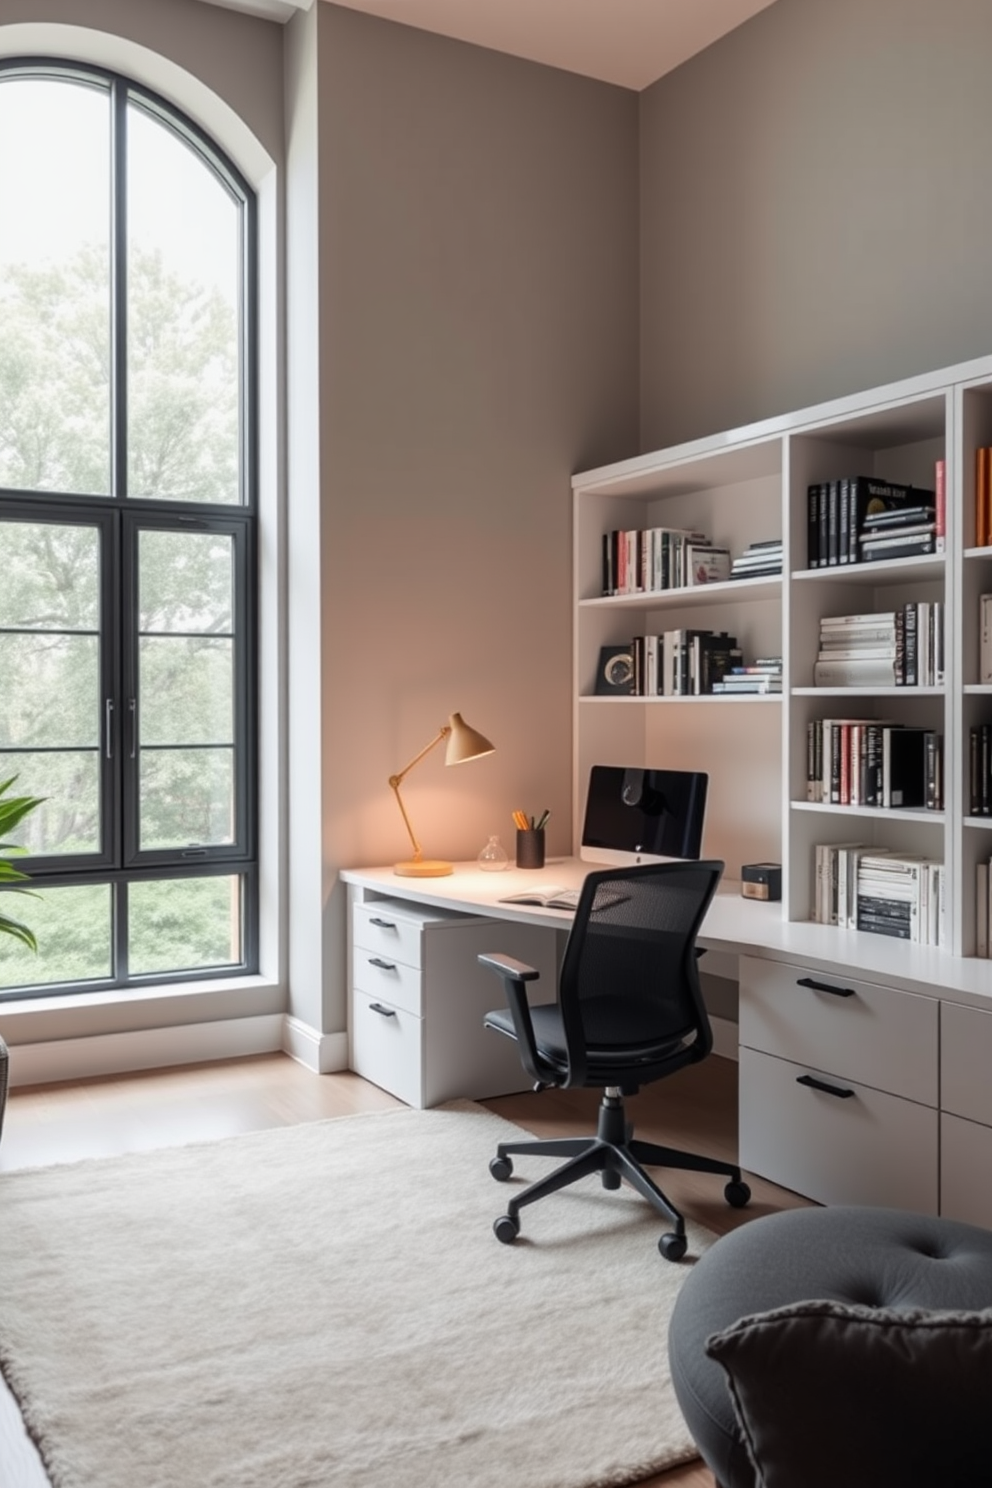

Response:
(0, 520), (101, 631)
(0, 635), (100, 748)
(127, 105), (240, 504)
(0, 883), (112, 989)
(0, 79), (111, 496)
(0, 751), (101, 856)
(139, 529), (233, 632)
(128, 875), (242, 975)
(139, 747), (234, 850)
(141, 638), (233, 745)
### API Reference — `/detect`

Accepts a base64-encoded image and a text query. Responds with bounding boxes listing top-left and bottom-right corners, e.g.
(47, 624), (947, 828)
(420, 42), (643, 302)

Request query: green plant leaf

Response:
(0, 910), (38, 951)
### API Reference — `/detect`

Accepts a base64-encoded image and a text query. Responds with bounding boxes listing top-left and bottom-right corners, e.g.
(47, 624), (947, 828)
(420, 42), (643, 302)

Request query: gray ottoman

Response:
(668, 1206), (992, 1488)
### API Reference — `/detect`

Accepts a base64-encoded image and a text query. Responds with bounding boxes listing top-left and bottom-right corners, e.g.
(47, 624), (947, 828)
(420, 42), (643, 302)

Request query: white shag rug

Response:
(0, 1101), (713, 1488)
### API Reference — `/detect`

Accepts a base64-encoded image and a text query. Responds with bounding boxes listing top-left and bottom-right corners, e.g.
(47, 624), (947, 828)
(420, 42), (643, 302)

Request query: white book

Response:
(981, 595), (992, 684)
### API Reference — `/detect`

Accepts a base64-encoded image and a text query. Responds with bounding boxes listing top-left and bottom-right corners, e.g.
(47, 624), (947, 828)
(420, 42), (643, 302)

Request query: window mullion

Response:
(110, 78), (128, 502)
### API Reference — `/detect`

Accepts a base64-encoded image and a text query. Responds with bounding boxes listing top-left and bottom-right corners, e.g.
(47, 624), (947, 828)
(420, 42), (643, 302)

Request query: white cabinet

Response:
(348, 895), (559, 1109)
(738, 954), (939, 1212)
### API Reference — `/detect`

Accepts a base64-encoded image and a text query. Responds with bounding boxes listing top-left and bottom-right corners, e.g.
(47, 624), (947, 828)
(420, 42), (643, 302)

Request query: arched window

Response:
(0, 59), (257, 995)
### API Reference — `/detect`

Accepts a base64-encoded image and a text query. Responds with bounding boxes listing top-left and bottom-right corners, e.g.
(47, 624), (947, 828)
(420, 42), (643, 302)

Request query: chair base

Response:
(491, 1088), (747, 1247)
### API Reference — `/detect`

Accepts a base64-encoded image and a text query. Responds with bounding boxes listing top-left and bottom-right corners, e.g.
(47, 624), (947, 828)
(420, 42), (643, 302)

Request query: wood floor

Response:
(0, 1052), (811, 1488)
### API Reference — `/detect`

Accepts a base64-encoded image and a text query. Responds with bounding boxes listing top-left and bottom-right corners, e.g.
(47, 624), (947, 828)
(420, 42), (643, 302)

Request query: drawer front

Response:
(942, 1002), (992, 1127)
(739, 1046), (938, 1213)
(941, 1113), (992, 1229)
(739, 955), (937, 1106)
(352, 902), (426, 970)
(353, 945), (422, 1016)
(350, 989), (424, 1108)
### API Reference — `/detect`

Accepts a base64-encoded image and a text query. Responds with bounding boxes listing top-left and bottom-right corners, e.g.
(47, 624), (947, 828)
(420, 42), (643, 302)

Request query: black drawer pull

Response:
(368, 1002), (397, 1018)
(797, 1073), (855, 1100)
(368, 957), (397, 971)
(797, 976), (855, 999)
(369, 917), (396, 929)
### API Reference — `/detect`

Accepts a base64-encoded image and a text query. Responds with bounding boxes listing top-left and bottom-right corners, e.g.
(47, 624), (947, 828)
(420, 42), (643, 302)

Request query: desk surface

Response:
(341, 858), (992, 1009)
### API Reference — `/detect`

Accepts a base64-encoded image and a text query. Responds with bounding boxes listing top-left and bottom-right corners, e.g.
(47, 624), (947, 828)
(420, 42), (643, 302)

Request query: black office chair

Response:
(478, 861), (750, 1260)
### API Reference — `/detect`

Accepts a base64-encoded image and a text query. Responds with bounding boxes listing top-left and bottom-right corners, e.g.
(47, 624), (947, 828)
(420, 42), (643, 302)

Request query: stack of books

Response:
(812, 605), (943, 688)
(855, 852), (944, 944)
(710, 658), (782, 695)
(602, 527), (731, 595)
(805, 721), (942, 809)
(968, 724), (992, 814)
(730, 539), (782, 579)
(859, 502), (937, 563)
(976, 448), (992, 548)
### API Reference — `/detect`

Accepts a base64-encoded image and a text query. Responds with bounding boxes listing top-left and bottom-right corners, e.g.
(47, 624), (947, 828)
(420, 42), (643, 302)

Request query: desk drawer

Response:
(353, 901), (430, 969)
(942, 1002), (992, 1127)
(739, 1047), (938, 1213)
(351, 989), (424, 1108)
(941, 1114), (992, 1229)
(353, 948), (422, 1017)
(739, 955), (937, 1106)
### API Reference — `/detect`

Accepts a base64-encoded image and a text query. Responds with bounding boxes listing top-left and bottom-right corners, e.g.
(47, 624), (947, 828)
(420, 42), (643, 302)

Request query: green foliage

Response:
(0, 776), (45, 949)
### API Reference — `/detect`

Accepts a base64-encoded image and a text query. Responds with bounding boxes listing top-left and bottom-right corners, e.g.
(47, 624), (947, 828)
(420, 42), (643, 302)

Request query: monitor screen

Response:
(579, 765), (708, 865)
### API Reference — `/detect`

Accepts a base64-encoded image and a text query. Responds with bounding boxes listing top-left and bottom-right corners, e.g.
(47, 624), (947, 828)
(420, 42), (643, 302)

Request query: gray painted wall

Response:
(640, 0), (992, 450)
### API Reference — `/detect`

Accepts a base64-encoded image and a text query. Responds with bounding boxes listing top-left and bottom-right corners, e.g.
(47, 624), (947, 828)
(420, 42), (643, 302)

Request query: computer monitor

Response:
(579, 765), (708, 866)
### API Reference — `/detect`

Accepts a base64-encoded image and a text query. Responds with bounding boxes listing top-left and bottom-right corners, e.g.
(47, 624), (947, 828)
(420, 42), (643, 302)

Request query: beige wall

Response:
(639, 0), (992, 449)
(306, 5), (639, 1026)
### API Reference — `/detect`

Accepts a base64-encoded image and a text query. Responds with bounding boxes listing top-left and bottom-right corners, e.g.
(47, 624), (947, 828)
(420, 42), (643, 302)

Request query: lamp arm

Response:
(387, 725), (451, 864)
(388, 726), (450, 788)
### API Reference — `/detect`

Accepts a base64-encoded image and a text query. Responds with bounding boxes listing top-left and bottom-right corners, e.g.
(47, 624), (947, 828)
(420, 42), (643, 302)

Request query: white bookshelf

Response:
(572, 353), (992, 963)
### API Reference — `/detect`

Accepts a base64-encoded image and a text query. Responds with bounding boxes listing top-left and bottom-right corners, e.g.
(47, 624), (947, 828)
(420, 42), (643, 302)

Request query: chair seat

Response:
(485, 1000), (695, 1073)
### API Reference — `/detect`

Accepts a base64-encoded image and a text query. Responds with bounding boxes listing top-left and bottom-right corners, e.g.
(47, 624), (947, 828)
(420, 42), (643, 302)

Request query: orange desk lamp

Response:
(388, 712), (495, 877)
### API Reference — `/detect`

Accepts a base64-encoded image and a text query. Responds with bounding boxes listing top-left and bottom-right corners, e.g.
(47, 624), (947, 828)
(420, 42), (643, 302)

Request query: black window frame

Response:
(0, 58), (259, 1001)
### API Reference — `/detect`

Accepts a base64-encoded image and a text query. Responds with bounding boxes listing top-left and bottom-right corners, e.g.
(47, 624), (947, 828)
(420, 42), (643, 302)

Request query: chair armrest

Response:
(478, 952), (549, 1086)
(477, 952), (540, 981)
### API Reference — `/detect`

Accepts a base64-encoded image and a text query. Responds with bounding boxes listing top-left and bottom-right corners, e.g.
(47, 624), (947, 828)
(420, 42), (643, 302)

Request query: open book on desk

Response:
(499, 886), (578, 910)
(498, 885), (630, 912)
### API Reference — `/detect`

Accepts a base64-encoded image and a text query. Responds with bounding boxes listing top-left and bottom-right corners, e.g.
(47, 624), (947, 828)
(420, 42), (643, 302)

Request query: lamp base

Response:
(393, 859), (454, 878)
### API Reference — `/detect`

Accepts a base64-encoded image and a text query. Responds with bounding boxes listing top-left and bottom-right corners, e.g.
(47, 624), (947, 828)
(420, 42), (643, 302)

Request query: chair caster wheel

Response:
(601, 1169), (621, 1190)
(659, 1231), (687, 1262)
(725, 1179), (751, 1209)
(489, 1155), (513, 1182)
(494, 1214), (520, 1244)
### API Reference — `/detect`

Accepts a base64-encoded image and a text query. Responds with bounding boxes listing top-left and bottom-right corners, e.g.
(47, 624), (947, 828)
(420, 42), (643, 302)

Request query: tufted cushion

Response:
(706, 1298), (992, 1488)
(668, 1206), (992, 1488)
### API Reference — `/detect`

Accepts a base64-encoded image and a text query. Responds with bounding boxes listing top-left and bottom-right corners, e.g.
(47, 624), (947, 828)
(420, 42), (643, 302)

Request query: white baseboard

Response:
(6, 1014), (286, 1088)
(282, 1016), (348, 1074)
(710, 1015), (739, 1062)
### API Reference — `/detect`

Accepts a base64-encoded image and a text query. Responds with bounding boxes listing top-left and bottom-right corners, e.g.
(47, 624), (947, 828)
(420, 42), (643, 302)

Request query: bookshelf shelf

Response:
(791, 800), (945, 825)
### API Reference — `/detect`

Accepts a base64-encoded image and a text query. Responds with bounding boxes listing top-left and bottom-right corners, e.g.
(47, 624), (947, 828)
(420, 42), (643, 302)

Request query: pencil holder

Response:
(516, 828), (545, 870)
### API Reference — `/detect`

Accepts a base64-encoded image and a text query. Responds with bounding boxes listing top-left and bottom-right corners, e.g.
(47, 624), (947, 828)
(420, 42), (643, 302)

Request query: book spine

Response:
(978, 447), (992, 548)
(903, 603), (918, 687)
(838, 477), (850, 564)
(935, 458), (946, 553)
(981, 595), (992, 684)
(808, 483), (820, 568)
(827, 480), (840, 566)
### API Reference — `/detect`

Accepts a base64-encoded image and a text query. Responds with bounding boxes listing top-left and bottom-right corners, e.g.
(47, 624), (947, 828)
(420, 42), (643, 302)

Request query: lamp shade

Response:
(444, 711), (495, 767)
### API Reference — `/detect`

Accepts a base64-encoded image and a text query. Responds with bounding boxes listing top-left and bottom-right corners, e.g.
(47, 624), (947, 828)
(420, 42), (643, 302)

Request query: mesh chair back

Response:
(557, 861), (724, 1085)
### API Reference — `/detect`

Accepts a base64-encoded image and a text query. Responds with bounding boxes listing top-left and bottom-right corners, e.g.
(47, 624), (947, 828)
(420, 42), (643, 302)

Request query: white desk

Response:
(341, 859), (992, 1227)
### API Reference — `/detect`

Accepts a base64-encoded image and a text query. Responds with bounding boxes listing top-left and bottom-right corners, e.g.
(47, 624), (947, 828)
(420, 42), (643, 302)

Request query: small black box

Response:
(741, 863), (782, 901)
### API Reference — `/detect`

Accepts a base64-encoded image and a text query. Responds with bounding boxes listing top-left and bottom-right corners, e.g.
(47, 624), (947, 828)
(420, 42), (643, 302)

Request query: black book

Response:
(903, 603), (918, 687)
(924, 731), (943, 812)
(862, 504), (936, 530)
(807, 484), (821, 567)
(861, 538), (936, 563)
(864, 723), (883, 805)
(883, 726), (928, 809)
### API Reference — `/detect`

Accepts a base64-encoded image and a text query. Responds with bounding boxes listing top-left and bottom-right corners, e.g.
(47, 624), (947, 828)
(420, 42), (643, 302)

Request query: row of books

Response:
(968, 724), (992, 815)
(806, 721), (943, 810)
(602, 527), (730, 595)
(628, 631), (781, 696)
(730, 539), (782, 579)
(812, 604), (944, 688)
(806, 469), (942, 568)
(813, 844), (944, 945)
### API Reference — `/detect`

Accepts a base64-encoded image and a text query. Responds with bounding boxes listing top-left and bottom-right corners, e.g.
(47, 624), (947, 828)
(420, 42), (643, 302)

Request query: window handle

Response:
(105, 698), (114, 759)
(128, 697), (137, 759)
